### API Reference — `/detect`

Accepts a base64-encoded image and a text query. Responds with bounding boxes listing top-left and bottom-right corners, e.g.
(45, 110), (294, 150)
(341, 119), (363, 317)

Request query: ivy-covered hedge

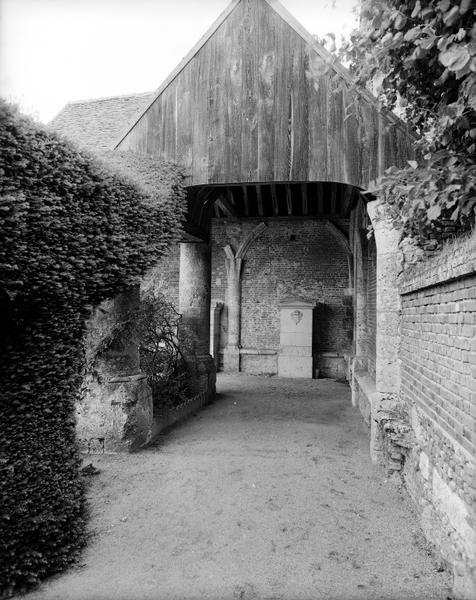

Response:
(0, 100), (185, 597)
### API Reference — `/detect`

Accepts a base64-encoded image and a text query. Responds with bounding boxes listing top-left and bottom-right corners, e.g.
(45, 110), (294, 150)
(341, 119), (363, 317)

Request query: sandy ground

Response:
(22, 374), (451, 600)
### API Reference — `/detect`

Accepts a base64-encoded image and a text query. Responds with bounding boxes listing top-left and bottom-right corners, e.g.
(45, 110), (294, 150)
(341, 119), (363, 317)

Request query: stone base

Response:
(77, 374), (153, 453)
(316, 353), (347, 379)
(403, 406), (476, 600)
(196, 353), (216, 399)
(223, 347), (240, 372)
(278, 355), (313, 378)
(240, 350), (277, 375)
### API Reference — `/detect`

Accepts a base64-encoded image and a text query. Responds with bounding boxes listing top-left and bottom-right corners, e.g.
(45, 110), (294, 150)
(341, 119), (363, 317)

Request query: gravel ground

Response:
(21, 374), (451, 600)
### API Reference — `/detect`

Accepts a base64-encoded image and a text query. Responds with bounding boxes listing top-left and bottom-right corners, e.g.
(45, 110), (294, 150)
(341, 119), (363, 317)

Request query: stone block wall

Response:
(141, 245), (180, 309)
(79, 291), (154, 453)
(398, 234), (476, 599)
(211, 218), (351, 376)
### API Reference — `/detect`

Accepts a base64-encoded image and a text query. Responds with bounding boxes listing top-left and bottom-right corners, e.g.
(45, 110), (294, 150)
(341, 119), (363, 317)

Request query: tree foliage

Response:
(0, 100), (185, 597)
(343, 0), (476, 242)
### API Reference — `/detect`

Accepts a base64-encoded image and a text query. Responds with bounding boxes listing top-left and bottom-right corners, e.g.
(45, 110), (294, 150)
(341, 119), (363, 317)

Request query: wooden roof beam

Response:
(286, 185), (293, 216)
(330, 184), (337, 214)
(196, 188), (216, 229)
(256, 185), (264, 217)
(271, 184), (279, 216)
(242, 185), (249, 216)
(316, 182), (324, 214)
(215, 192), (238, 219)
(343, 185), (354, 216)
(301, 183), (308, 215)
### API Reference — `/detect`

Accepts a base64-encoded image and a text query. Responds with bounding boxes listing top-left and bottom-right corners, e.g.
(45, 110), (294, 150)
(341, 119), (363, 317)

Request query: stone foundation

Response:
(403, 407), (476, 600)
(239, 349), (277, 375)
(78, 373), (153, 453)
(316, 352), (347, 379)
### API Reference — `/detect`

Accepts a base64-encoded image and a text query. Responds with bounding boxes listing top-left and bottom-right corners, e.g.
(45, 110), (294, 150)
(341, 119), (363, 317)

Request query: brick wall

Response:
(399, 235), (476, 457)
(401, 276), (475, 455)
(398, 234), (476, 598)
(366, 237), (377, 378)
(211, 218), (351, 374)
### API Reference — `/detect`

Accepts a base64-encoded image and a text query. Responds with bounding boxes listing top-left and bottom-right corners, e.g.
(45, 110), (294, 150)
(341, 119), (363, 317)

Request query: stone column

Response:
(223, 254), (242, 371)
(351, 223), (368, 407)
(366, 200), (402, 463)
(367, 201), (402, 394)
(211, 302), (224, 369)
(221, 223), (267, 372)
(79, 285), (154, 453)
(179, 242), (216, 398)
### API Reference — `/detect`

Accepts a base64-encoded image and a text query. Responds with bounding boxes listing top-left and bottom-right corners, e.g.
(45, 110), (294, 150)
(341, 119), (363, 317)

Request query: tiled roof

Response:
(48, 92), (154, 153)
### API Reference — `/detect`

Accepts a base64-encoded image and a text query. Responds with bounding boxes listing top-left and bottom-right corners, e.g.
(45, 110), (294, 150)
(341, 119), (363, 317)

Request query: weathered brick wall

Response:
(398, 234), (476, 598)
(366, 237), (377, 378)
(211, 218), (351, 374)
(146, 220), (353, 377)
(401, 276), (475, 455)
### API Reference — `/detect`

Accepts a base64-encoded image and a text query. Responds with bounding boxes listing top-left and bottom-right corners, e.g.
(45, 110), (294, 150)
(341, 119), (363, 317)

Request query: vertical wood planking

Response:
(343, 89), (360, 185)
(226, 3), (243, 183)
(208, 20), (226, 183)
(291, 39), (309, 181)
(175, 57), (193, 178)
(272, 5), (291, 181)
(327, 78), (345, 183)
(162, 80), (177, 162)
(116, 0), (415, 190)
(242, 0), (259, 182)
(196, 32), (213, 183)
(307, 54), (328, 181)
(257, 0), (276, 182)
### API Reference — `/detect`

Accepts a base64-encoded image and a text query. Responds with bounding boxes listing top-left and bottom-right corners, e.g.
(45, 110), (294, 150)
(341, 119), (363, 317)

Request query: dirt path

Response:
(22, 374), (450, 600)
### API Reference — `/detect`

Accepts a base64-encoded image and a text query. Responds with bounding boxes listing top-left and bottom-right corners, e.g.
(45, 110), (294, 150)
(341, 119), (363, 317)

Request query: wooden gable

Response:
(115, 0), (416, 189)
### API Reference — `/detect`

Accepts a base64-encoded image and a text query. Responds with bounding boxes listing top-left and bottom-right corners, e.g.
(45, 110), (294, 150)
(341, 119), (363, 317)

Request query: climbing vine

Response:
(89, 293), (198, 413)
(137, 295), (198, 412)
(342, 0), (476, 243)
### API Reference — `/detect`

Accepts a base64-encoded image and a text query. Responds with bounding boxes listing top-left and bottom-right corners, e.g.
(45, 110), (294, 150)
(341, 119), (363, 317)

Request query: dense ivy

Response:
(0, 100), (185, 597)
(342, 0), (475, 243)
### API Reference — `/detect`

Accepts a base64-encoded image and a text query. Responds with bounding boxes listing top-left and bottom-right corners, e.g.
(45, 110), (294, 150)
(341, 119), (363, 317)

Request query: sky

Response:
(0, 0), (359, 124)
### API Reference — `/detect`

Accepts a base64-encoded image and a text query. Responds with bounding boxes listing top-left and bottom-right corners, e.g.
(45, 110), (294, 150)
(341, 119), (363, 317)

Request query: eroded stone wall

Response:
(142, 244), (180, 309)
(366, 238), (377, 378)
(398, 234), (476, 599)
